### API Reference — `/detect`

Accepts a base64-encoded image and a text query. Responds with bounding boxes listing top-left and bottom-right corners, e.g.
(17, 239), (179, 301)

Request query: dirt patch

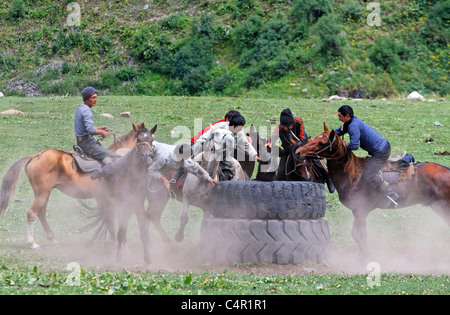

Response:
(42, 235), (450, 276)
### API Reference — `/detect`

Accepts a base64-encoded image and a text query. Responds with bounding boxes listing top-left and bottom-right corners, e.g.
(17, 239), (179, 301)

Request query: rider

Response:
(74, 86), (119, 164)
(193, 113), (262, 180)
(191, 110), (240, 146)
(267, 108), (335, 193)
(148, 143), (218, 191)
(334, 105), (399, 206)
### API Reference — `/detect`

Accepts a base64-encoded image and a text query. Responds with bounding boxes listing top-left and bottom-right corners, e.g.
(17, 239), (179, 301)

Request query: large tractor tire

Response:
(210, 181), (326, 220)
(201, 218), (330, 265)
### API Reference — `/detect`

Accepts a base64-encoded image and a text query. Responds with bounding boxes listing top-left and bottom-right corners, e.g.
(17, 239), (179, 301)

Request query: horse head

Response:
(135, 124), (157, 165)
(295, 123), (338, 160)
(247, 125), (272, 164)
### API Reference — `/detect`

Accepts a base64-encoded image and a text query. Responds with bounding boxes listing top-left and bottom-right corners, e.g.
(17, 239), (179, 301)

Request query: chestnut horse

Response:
(295, 124), (450, 256)
(0, 122), (147, 249)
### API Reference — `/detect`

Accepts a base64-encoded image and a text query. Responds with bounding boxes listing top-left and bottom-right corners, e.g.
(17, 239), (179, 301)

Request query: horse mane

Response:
(107, 129), (136, 151)
(329, 131), (369, 182)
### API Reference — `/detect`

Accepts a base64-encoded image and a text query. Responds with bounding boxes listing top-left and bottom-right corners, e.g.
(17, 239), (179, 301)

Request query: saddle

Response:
(381, 152), (416, 184)
(71, 145), (101, 173)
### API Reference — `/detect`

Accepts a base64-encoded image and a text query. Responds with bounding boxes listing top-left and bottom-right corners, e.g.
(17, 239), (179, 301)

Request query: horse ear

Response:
(150, 124), (157, 134)
(324, 122), (329, 132)
(132, 121), (137, 131)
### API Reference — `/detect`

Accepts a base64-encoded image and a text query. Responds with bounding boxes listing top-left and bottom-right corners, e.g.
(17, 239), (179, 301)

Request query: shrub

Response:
(233, 14), (263, 53)
(310, 14), (347, 59)
(339, 0), (365, 23)
(369, 72), (399, 98)
(130, 29), (174, 76)
(115, 67), (139, 82)
(290, 0), (332, 25)
(368, 36), (409, 73)
(239, 18), (291, 67)
(423, 0), (450, 45)
(171, 38), (213, 95)
(8, 0), (25, 20)
(213, 73), (232, 93)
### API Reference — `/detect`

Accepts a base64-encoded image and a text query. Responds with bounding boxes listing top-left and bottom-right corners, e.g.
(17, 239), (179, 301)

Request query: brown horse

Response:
(295, 123), (450, 256)
(247, 125), (323, 183)
(91, 124), (156, 266)
(0, 122), (147, 249)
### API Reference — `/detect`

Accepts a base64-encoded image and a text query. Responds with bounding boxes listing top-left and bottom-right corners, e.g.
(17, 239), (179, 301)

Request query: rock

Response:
(120, 112), (131, 117)
(433, 121), (443, 127)
(329, 95), (347, 101)
(1, 109), (25, 115)
(100, 113), (114, 119)
(0, 92), (4, 97)
(7, 79), (41, 97)
(33, 61), (63, 76)
(407, 91), (425, 101)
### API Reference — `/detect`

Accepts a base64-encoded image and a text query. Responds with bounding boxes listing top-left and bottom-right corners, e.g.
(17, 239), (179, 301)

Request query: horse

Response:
(176, 128), (246, 242)
(247, 125), (323, 183)
(0, 122), (148, 249)
(145, 128), (245, 243)
(91, 124), (156, 266)
(295, 123), (450, 257)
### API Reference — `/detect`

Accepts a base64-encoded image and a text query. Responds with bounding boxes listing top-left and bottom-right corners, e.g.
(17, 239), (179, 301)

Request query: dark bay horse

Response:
(295, 124), (450, 256)
(247, 125), (323, 183)
(0, 122), (148, 249)
(92, 124), (156, 266)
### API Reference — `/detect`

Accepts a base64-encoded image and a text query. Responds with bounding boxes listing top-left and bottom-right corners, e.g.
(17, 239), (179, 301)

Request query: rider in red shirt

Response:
(190, 110), (240, 145)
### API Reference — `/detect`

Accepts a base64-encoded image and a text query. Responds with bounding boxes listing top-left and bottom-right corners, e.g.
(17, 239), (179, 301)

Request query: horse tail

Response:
(0, 157), (30, 218)
(77, 202), (116, 243)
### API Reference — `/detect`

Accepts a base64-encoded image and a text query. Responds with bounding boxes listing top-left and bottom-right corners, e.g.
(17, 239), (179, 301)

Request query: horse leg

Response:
(116, 209), (132, 263)
(430, 201), (450, 226)
(351, 209), (370, 258)
(146, 193), (171, 243)
(175, 199), (190, 243)
(26, 193), (52, 249)
(136, 204), (152, 266)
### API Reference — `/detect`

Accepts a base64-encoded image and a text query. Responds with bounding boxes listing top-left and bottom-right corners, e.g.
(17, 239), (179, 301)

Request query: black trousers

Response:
(77, 136), (119, 163)
(362, 143), (391, 189)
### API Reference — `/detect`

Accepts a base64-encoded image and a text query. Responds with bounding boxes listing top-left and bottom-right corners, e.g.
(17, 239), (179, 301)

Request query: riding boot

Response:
(378, 181), (400, 207)
(325, 178), (336, 194)
(90, 157), (121, 180)
(171, 167), (186, 189)
(313, 159), (335, 194)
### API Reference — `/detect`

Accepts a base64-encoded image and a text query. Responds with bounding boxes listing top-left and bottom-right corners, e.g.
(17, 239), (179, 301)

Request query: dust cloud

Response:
(41, 203), (450, 276)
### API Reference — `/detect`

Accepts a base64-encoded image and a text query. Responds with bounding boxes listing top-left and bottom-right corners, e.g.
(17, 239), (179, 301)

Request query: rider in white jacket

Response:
(148, 142), (217, 189)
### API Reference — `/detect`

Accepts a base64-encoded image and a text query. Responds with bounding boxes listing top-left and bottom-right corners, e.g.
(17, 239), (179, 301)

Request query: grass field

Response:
(0, 95), (449, 296)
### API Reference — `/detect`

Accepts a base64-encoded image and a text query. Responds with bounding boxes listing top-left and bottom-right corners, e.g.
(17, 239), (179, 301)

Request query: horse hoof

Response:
(175, 232), (184, 243)
(30, 243), (40, 250)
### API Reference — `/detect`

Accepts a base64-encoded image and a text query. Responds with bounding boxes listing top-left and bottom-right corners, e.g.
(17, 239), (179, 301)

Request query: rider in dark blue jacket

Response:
(334, 105), (399, 206)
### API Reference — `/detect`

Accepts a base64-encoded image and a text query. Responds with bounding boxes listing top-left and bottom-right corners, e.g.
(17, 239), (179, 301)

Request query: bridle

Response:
(304, 132), (337, 159)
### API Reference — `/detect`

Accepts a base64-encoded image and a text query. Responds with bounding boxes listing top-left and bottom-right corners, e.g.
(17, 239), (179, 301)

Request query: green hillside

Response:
(0, 0), (448, 98)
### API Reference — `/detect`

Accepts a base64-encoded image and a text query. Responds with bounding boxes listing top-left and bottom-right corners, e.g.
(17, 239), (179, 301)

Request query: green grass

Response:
(0, 95), (449, 295)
